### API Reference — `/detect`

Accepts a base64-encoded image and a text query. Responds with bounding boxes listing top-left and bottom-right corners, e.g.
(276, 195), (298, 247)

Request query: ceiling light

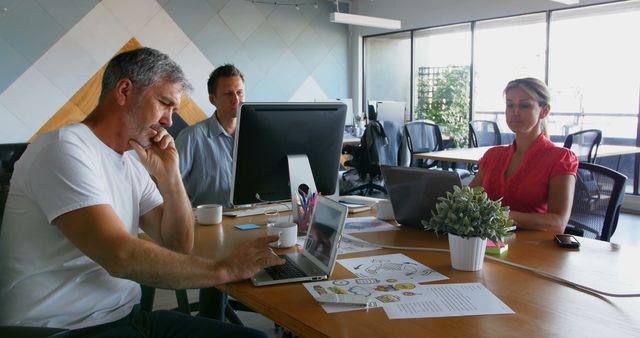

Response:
(550, 0), (580, 4)
(330, 12), (401, 30)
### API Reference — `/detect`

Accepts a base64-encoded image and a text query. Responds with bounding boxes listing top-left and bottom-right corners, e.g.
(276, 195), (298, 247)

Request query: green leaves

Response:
(422, 186), (513, 244)
(415, 66), (470, 148)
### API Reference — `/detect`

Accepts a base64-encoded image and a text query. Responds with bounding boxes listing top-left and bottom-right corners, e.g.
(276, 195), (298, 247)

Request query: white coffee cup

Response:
(373, 200), (395, 220)
(267, 222), (298, 248)
(196, 204), (223, 225)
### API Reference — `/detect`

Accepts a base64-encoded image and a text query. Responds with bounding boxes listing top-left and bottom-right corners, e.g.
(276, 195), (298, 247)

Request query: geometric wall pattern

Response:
(0, 0), (350, 143)
(30, 38), (208, 142)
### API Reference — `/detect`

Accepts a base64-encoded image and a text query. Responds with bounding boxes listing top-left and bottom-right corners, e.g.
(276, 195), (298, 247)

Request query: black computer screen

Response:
(230, 102), (347, 206)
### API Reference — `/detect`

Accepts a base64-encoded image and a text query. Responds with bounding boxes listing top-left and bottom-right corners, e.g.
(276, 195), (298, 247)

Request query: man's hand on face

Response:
(129, 127), (179, 180)
(218, 235), (286, 282)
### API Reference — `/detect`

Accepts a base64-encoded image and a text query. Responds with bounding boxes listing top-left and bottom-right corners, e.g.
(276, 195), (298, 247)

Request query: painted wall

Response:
(0, 0), (349, 143)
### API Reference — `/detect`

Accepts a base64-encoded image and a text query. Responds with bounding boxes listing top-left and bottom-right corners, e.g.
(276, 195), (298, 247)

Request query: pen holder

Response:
(297, 202), (315, 235)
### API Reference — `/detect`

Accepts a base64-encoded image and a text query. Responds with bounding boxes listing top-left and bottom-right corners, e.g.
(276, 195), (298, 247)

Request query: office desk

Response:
(194, 214), (640, 337)
(342, 134), (360, 146)
(414, 144), (640, 165)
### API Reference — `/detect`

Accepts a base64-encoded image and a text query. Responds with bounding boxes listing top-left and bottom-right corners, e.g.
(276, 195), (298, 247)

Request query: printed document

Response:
(383, 283), (514, 319)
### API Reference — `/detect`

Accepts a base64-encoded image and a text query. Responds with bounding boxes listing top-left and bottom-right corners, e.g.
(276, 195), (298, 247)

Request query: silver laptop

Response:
(380, 165), (462, 229)
(251, 195), (348, 286)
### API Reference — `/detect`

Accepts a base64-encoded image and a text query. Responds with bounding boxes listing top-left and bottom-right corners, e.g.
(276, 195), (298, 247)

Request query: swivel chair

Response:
(469, 120), (501, 147)
(565, 162), (626, 241)
(563, 129), (602, 163)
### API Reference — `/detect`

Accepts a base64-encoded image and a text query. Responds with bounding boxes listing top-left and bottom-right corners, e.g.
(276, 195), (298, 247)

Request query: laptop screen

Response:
(303, 197), (345, 268)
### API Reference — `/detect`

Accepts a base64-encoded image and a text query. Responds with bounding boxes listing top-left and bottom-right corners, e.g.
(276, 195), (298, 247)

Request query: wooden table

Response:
(414, 144), (640, 165)
(194, 213), (640, 337)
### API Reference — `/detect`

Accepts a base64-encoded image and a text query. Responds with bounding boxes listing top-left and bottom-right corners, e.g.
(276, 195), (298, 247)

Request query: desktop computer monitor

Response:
(230, 102), (347, 206)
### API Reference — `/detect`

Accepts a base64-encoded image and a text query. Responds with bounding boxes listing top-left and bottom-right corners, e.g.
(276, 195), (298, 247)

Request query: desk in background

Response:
(193, 213), (640, 337)
(414, 144), (640, 165)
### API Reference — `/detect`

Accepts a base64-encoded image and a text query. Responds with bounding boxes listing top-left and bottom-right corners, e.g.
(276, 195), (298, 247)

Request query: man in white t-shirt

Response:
(0, 48), (283, 337)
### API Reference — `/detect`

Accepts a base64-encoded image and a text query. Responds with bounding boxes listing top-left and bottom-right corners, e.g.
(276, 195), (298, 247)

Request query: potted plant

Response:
(422, 186), (513, 271)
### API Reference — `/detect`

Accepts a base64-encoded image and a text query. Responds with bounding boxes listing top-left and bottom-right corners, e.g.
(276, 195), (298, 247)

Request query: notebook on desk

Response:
(380, 166), (462, 229)
(251, 195), (348, 286)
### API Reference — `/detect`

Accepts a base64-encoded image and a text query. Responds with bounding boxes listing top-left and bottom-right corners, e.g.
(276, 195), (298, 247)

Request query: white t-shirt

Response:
(0, 123), (163, 329)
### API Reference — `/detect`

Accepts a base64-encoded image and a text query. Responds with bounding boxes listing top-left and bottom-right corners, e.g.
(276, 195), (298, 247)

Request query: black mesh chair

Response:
(404, 121), (444, 169)
(166, 113), (189, 139)
(469, 120), (501, 147)
(565, 162), (627, 242)
(0, 144), (70, 337)
(342, 120), (402, 196)
(404, 121), (470, 178)
(562, 129), (602, 163)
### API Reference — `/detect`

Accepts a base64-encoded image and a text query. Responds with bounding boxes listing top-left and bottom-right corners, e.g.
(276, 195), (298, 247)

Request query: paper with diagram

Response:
(337, 253), (448, 283)
(304, 277), (426, 313)
(383, 283), (515, 319)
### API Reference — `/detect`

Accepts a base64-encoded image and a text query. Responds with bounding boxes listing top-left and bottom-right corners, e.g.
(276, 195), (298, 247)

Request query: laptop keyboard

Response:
(265, 255), (307, 280)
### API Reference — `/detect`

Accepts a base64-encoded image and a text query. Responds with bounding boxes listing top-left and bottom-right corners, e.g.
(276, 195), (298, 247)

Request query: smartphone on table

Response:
(554, 234), (580, 248)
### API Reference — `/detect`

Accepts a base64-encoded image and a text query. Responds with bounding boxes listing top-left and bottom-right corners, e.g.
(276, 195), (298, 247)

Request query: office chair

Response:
(404, 121), (444, 169)
(342, 120), (401, 196)
(564, 162), (627, 242)
(562, 129), (602, 163)
(165, 113), (189, 139)
(404, 121), (471, 179)
(0, 144), (70, 338)
(469, 120), (501, 147)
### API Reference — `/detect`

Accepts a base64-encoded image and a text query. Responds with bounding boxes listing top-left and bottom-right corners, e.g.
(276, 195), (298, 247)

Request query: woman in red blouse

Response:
(469, 78), (578, 232)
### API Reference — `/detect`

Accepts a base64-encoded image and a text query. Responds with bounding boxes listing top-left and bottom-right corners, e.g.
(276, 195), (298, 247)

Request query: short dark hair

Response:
(99, 47), (192, 103)
(207, 64), (244, 95)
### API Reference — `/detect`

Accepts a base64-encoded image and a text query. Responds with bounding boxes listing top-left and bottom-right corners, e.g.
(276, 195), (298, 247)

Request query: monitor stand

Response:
(287, 154), (317, 225)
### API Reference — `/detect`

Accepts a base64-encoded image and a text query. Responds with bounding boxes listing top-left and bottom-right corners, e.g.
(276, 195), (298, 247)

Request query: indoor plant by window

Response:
(423, 186), (512, 271)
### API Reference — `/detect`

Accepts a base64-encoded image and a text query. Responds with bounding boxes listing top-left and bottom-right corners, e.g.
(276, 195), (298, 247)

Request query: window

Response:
(364, 31), (411, 123)
(413, 24), (471, 147)
(549, 1), (640, 192)
(473, 13), (547, 141)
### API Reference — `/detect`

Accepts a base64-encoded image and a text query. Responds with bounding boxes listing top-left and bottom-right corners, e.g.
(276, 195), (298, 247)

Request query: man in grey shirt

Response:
(176, 64), (245, 208)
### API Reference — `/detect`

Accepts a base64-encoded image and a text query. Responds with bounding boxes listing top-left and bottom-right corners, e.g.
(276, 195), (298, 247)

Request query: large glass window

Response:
(362, 0), (640, 194)
(413, 24), (471, 147)
(549, 1), (640, 192)
(473, 14), (547, 142)
(364, 32), (411, 123)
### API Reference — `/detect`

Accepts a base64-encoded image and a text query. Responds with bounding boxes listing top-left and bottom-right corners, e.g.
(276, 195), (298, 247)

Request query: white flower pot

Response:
(448, 234), (487, 271)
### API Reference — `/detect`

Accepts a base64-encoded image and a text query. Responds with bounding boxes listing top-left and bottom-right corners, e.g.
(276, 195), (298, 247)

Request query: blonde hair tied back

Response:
(504, 77), (550, 138)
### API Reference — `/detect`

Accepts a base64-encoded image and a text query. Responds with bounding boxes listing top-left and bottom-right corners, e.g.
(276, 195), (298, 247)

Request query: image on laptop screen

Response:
(304, 203), (343, 267)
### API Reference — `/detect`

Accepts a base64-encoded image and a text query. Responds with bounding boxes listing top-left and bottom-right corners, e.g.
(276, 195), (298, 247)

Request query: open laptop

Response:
(380, 165), (462, 229)
(251, 195), (348, 286)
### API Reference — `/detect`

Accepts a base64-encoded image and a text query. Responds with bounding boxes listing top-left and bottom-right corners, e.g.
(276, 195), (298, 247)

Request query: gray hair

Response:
(99, 47), (192, 103)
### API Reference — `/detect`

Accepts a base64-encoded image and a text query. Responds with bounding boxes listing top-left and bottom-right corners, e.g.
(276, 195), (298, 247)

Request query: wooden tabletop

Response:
(193, 212), (640, 337)
(414, 144), (640, 164)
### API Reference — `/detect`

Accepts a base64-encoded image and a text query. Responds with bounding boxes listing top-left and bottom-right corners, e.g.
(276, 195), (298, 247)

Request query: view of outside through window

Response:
(364, 0), (639, 193)
(473, 13), (546, 140)
(414, 24), (471, 147)
(549, 2), (640, 192)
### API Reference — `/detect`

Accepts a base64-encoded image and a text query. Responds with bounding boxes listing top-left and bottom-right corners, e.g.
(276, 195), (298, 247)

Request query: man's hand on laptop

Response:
(218, 235), (285, 282)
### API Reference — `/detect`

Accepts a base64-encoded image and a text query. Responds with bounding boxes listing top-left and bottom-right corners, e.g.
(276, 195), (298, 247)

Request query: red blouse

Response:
(479, 134), (578, 213)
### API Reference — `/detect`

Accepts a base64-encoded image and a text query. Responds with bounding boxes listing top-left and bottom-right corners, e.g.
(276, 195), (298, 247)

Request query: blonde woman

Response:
(469, 78), (578, 232)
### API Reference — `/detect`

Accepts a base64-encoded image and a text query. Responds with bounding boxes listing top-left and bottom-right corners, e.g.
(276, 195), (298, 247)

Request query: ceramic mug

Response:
(373, 200), (395, 220)
(196, 204), (223, 225)
(267, 222), (298, 248)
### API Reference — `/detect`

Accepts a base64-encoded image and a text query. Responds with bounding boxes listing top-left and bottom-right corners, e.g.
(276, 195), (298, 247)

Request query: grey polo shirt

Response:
(175, 113), (234, 208)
